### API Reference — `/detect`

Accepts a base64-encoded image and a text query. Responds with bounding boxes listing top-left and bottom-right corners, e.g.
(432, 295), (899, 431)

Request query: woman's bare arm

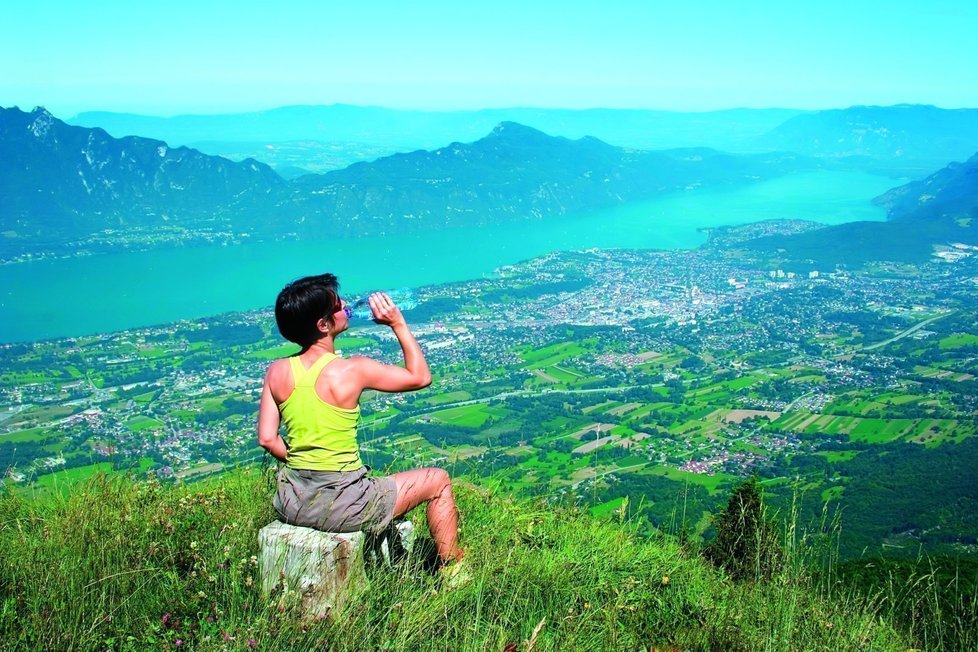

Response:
(257, 368), (288, 462)
(354, 293), (431, 393)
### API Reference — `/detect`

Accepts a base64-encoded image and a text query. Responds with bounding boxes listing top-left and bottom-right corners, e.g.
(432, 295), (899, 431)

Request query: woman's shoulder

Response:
(265, 357), (293, 382)
(264, 357), (295, 403)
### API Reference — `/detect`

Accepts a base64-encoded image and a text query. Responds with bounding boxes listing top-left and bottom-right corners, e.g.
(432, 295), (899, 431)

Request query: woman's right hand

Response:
(368, 292), (406, 328)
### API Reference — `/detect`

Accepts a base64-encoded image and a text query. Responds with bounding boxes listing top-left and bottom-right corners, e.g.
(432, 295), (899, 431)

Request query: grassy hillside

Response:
(0, 469), (912, 651)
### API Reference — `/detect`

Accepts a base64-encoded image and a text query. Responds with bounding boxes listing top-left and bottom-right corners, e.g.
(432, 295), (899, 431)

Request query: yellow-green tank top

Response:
(279, 353), (362, 471)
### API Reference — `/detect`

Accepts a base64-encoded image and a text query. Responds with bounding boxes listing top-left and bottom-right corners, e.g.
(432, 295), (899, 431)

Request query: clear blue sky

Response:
(2, 0), (976, 116)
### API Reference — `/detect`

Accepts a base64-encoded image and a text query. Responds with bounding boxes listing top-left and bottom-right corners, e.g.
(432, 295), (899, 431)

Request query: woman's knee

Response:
(428, 467), (450, 492)
(416, 467), (452, 503)
(393, 467), (450, 507)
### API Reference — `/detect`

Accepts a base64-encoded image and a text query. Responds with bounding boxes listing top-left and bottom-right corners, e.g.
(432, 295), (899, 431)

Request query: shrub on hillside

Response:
(704, 477), (784, 582)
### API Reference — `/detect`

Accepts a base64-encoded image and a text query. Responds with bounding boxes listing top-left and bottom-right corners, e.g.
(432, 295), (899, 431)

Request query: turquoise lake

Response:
(0, 170), (898, 343)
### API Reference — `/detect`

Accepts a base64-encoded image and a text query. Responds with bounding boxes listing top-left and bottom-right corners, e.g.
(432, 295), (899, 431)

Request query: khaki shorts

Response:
(273, 465), (398, 535)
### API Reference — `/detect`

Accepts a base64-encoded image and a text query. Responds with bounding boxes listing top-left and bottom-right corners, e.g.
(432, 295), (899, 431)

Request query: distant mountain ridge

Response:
(756, 104), (978, 173)
(873, 152), (978, 223)
(744, 151), (978, 264)
(0, 106), (283, 251)
(0, 106), (812, 259)
(280, 122), (810, 235)
(68, 104), (804, 169)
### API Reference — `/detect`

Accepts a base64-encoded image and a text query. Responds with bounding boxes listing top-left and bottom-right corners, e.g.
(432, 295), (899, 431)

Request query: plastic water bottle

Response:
(345, 288), (418, 319)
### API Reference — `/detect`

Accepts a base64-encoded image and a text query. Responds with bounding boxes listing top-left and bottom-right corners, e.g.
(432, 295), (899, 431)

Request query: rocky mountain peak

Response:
(27, 106), (56, 139)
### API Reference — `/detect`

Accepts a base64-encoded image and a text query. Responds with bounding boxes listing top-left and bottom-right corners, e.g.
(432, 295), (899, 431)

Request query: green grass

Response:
(27, 462), (114, 495)
(426, 391), (472, 405)
(520, 341), (586, 368)
(133, 390), (157, 404)
(849, 418), (914, 443)
(768, 412), (963, 446)
(0, 471), (913, 650)
(126, 416), (165, 432)
(817, 450), (860, 463)
(246, 343), (302, 360)
(0, 427), (52, 444)
(771, 411), (813, 430)
(335, 336), (375, 351)
(137, 346), (170, 359)
(0, 370), (52, 384)
(821, 485), (845, 502)
(429, 404), (507, 429)
(642, 465), (735, 494)
(541, 365), (590, 383)
(581, 400), (617, 414)
(589, 496), (626, 518)
(6, 404), (76, 429)
(200, 398), (228, 413)
(939, 333), (978, 350)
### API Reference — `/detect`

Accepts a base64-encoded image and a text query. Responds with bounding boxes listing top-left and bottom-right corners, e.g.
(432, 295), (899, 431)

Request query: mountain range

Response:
(68, 105), (802, 167)
(756, 104), (978, 174)
(0, 107), (283, 251)
(279, 122), (809, 235)
(0, 106), (810, 258)
(5, 103), (978, 265)
(68, 104), (978, 176)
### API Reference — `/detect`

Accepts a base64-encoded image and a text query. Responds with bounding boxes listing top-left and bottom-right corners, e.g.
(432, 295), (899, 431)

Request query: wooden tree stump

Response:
(258, 521), (415, 619)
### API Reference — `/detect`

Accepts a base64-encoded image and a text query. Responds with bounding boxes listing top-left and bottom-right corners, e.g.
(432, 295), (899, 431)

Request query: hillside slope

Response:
(0, 470), (906, 650)
(0, 107), (284, 247)
(756, 104), (978, 173)
(743, 151), (978, 264)
(282, 122), (809, 235)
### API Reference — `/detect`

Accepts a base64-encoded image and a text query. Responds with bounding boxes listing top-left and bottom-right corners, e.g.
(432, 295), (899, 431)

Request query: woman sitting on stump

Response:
(257, 273), (464, 570)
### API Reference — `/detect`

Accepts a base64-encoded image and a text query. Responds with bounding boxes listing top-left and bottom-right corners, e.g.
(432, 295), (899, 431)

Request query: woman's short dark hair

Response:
(275, 273), (340, 347)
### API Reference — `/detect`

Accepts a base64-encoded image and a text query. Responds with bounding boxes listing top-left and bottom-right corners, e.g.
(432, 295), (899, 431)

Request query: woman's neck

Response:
(303, 338), (335, 356)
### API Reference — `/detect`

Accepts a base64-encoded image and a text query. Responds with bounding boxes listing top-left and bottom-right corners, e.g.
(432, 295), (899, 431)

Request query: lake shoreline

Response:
(0, 170), (895, 343)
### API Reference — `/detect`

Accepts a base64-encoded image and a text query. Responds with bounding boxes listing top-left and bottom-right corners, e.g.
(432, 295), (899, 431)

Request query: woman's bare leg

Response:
(392, 468), (462, 563)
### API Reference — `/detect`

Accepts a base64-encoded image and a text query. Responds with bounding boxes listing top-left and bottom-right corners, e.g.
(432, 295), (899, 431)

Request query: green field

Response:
(520, 341), (587, 368)
(426, 390), (472, 405)
(543, 365), (587, 382)
(938, 333), (978, 350)
(6, 405), (76, 429)
(826, 391), (925, 416)
(0, 427), (52, 444)
(688, 375), (760, 401)
(244, 336), (386, 360)
(582, 400), (618, 414)
(246, 343), (301, 360)
(126, 416), (165, 432)
(821, 485), (845, 502)
(429, 403), (508, 428)
(27, 463), (114, 496)
(0, 370), (53, 384)
(137, 346), (170, 359)
(642, 465), (735, 494)
(335, 336), (375, 351)
(768, 411), (960, 443)
(132, 390), (157, 404)
(816, 450), (861, 462)
(589, 496), (626, 518)
(849, 418), (915, 443)
(624, 402), (675, 420)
